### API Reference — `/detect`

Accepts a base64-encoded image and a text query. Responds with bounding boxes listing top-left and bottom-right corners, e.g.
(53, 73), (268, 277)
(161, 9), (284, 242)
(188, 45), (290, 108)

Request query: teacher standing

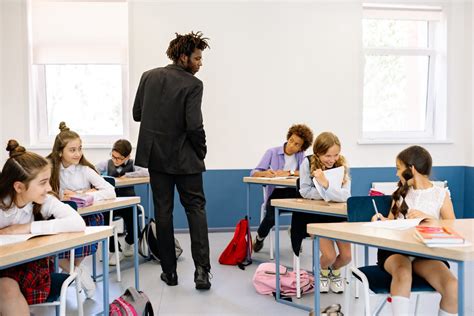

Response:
(133, 31), (211, 290)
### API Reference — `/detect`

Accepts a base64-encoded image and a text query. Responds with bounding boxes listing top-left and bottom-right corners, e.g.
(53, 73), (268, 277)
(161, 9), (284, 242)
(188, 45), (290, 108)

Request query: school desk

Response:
(271, 198), (347, 311)
(114, 176), (153, 220)
(78, 196), (141, 290)
(307, 219), (474, 316)
(0, 226), (113, 315)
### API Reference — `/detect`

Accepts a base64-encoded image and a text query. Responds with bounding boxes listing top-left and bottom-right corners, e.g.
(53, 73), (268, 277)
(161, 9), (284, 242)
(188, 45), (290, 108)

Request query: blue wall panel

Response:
(134, 166), (470, 229)
(464, 167), (474, 218)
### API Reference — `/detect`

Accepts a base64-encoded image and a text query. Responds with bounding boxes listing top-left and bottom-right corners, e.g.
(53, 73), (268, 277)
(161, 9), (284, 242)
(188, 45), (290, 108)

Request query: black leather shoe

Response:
(160, 272), (178, 286)
(194, 266), (211, 290)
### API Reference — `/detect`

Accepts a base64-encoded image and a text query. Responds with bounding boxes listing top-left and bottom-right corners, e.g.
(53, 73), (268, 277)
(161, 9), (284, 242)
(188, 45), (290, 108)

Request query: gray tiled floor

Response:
(30, 230), (471, 316)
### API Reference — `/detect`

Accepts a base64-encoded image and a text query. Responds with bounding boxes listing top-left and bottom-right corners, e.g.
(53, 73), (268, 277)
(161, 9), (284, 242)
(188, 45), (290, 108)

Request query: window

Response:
(29, 1), (128, 145)
(361, 4), (447, 142)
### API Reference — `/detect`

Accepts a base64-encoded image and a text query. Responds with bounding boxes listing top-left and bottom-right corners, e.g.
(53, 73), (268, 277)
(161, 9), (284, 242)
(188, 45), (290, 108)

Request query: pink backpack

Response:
(252, 262), (315, 296)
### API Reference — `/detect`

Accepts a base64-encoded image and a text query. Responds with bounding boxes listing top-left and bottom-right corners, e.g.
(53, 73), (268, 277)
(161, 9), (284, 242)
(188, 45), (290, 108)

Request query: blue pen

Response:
(372, 199), (381, 221)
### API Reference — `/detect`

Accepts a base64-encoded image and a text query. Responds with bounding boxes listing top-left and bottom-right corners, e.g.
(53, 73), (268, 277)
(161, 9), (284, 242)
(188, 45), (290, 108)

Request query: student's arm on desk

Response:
(251, 148), (275, 177)
(125, 165), (149, 178)
(34, 195), (86, 234)
(85, 167), (117, 201)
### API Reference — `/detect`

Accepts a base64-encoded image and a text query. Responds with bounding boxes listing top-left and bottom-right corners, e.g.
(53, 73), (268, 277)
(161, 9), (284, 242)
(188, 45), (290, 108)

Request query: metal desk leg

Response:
(102, 238), (110, 315)
(133, 205), (140, 290)
(458, 261), (464, 316)
(246, 183), (250, 220)
(275, 207), (280, 301)
(313, 236), (320, 316)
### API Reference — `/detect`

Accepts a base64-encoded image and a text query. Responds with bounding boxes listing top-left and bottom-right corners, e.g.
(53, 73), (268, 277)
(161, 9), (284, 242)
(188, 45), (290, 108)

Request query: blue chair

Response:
(347, 196), (436, 316)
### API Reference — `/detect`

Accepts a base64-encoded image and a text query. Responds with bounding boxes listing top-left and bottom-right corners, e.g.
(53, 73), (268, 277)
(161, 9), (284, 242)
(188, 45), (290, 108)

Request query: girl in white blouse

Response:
(47, 122), (116, 299)
(373, 146), (457, 316)
(0, 140), (85, 316)
(293, 131), (351, 294)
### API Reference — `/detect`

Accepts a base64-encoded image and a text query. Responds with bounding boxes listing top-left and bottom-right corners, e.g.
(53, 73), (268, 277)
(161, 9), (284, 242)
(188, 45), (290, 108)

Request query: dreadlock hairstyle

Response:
(309, 132), (350, 183)
(166, 31), (210, 63)
(47, 122), (97, 194)
(391, 145), (433, 219)
(0, 140), (50, 220)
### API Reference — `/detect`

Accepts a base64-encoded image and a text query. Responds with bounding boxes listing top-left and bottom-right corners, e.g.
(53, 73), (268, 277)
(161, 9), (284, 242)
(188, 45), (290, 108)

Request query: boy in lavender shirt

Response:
(251, 124), (313, 252)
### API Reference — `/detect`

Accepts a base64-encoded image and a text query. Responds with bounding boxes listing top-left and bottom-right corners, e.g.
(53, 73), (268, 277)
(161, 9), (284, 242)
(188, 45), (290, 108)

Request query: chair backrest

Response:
(63, 200), (78, 210)
(371, 180), (447, 195)
(347, 196), (392, 223)
(103, 175), (116, 187)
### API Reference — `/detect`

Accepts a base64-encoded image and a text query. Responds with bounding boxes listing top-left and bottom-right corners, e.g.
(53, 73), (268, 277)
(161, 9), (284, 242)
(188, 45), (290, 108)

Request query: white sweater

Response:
(0, 195), (86, 234)
(59, 164), (116, 201)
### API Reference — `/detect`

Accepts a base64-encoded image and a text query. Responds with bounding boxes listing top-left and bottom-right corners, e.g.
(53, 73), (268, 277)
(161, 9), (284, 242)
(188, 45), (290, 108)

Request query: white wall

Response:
(1, 0), (473, 169)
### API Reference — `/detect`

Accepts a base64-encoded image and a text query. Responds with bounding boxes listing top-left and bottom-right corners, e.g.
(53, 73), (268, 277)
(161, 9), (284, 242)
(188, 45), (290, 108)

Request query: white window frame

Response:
(360, 4), (447, 144)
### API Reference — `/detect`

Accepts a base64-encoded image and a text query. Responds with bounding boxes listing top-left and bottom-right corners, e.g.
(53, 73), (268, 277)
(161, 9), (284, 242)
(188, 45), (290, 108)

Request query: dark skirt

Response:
(58, 213), (104, 259)
(0, 257), (54, 305)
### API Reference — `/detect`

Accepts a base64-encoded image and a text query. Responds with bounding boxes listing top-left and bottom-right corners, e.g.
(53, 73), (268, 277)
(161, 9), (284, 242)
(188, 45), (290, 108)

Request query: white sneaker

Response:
(329, 272), (344, 293)
(122, 243), (135, 257)
(319, 273), (329, 293)
(76, 265), (96, 299)
(109, 251), (124, 266)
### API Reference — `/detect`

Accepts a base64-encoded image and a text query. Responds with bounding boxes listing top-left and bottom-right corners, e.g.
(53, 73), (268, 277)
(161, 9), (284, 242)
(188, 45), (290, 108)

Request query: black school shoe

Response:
(194, 266), (211, 290)
(253, 237), (264, 253)
(160, 271), (178, 286)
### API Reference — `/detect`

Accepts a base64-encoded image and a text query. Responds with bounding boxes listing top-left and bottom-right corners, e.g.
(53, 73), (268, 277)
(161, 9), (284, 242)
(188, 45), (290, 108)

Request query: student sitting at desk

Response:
(96, 139), (149, 265)
(0, 140), (85, 316)
(292, 131), (351, 294)
(251, 124), (313, 253)
(371, 146), (457, 316)
(47, 122), (116, 299)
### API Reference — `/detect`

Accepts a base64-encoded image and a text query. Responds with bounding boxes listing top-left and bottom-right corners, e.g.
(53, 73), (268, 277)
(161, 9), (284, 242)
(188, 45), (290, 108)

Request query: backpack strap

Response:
(144, 301), (154, 316)
(237, 216), (252, 270)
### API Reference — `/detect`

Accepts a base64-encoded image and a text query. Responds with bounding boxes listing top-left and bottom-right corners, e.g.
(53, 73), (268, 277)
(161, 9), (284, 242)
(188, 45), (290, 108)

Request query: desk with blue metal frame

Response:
(271, 198), (347, 312)
(114, 176), (152, 220)
(307, 219), (474, 316)
(0, 226), (113, 315)
(77, 197), (141, 290)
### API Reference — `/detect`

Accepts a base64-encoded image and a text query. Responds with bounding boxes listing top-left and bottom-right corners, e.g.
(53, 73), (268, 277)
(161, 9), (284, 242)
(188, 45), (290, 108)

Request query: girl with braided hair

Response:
(373, 145), (457, 316)
(0, 140), (85, 315)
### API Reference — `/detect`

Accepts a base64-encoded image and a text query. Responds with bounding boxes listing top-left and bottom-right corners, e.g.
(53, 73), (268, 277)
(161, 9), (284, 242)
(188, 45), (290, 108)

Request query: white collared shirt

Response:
(0, 195), (86, 234)
(59, 164), (116, 201)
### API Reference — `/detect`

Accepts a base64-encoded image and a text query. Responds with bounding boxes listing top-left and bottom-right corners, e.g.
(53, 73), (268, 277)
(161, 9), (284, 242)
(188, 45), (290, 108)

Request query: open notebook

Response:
(0, 233), (56, 247)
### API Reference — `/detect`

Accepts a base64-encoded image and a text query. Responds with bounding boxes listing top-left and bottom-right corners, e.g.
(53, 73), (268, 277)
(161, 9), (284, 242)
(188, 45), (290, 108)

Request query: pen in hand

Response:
(372, 199), (381, 221)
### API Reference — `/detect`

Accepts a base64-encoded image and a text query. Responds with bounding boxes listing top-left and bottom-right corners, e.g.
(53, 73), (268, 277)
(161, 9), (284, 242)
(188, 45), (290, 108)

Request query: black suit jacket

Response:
(133, 64), (207, 174)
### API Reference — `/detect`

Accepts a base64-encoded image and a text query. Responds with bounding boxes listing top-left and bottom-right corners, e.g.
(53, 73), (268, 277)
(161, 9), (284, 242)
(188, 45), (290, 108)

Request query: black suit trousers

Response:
(150, 170), (210, 273)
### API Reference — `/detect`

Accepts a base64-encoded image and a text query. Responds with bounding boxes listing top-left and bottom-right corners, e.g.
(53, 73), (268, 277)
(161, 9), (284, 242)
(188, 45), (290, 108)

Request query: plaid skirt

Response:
(59, 213), (104, 259)
(0, 257), (54, 305)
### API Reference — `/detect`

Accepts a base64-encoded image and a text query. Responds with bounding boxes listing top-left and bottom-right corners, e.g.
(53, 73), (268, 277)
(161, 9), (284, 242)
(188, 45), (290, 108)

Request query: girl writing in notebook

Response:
(372, 145), (457, 316)
(47, 122), (116, 299)
(250, 124), (314, 253)
(292, 131), (351, 294)
(0, 140), (85, 316)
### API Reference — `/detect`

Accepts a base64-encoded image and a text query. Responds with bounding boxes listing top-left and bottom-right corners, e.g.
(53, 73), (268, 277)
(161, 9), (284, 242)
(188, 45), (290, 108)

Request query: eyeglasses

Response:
(110, 152), (126, 162)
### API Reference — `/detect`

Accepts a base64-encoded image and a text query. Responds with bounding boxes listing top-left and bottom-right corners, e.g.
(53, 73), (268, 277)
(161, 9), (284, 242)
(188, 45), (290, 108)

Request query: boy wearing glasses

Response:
(96, 139), (149, 265)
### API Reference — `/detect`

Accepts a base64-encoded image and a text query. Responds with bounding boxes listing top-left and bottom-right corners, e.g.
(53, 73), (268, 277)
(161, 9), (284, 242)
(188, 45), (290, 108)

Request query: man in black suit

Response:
(133, 32), (211, 290)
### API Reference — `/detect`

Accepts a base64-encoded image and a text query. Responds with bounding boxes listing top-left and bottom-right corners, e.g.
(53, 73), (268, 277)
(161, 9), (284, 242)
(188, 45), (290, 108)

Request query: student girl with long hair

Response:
(292, 131), (351, 294)
(372, 146), (457, 316)
(0, 140), (85, 316)
(47, 122), (116, 299)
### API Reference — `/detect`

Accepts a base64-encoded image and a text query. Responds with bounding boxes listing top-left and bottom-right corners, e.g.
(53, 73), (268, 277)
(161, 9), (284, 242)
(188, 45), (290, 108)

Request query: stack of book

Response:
(415, 225), (466, 247)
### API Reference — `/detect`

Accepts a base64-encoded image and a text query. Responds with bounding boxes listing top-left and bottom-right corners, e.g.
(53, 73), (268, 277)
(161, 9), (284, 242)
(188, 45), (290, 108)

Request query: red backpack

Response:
(219, 216), (252, 269)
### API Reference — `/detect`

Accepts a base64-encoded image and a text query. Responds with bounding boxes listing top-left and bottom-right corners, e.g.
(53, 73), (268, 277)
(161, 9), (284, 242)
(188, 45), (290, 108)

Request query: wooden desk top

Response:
(78, 196), (141, 216)
(0, 226), (113, 267)
(114, 177), (150, 187)
(271, 198), (347, 217)
(243, 176), (297, 187)
(307, 219), (474, 261)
